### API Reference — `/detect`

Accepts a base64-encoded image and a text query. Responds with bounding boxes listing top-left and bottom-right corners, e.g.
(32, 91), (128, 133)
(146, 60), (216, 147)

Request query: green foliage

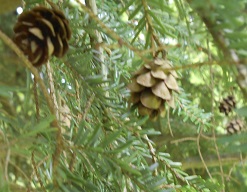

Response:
(0, 0), (246, 191)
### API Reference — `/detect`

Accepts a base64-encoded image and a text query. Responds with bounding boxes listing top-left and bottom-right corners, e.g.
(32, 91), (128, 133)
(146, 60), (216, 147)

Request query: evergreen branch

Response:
(75, 0), (151, 61)
(141, 0), (163, 50)
(101, 42), (178, 55)
(178, 99), (212, 127)
(0, 30), (56, 119)
(158, 156), (205, 191)
(0, 30), (62, 185)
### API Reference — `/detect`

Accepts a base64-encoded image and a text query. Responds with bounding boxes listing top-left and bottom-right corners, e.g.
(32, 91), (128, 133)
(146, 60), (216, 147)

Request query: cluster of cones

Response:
(218, 95), (244, 134)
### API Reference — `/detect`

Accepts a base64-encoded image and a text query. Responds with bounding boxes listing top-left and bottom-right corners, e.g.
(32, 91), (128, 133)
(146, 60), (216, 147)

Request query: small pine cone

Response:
(128, 58), (179, 120)
(218, 95), (236, 115)
(226, 119), (244, 134)
(13, 6), (71, 67)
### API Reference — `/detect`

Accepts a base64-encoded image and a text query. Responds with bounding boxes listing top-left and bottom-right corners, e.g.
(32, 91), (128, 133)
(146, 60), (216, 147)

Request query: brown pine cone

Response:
(13, 6), (71, 67)
(226, 119), (244, 134)
(219, 95), (236, 116)
(128, 58), (179, 120)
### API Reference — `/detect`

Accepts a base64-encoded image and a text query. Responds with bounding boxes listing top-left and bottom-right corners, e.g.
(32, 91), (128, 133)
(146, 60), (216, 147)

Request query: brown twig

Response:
(141, 0), (164, 54)
(33, 77), (40, 121)
(69, 150), (77, 172)
(31, 152), (46, 192)
(81, 94), (95, 121)
(182, 155), (242, 170)
(0, 130), (10, 182)
(143, 134), (158, 176)
(167, 107), (174, 137)
(197, 127), (212, 179)
(208, 37), (225, 190)
(45, 61), (63, 184)
(46, 61), (59, 119)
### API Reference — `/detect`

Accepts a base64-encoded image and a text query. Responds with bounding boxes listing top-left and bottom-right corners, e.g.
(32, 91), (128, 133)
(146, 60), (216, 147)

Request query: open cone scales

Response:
(128, 58), (180, 120)
(13, 6), (71, 67)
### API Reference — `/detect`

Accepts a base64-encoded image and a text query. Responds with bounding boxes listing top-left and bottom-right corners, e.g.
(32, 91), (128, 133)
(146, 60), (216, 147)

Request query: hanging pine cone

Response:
(226, 119), (244, 134)
(13, 6), (71, 67)
(128, 58), (179, 120)
(218, 95), (236, 115)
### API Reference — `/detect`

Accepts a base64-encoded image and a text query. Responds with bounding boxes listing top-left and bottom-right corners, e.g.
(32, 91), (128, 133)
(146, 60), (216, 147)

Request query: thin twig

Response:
(33, 77), (40, 121)
(69, 150), (76, 172)
(208, 37), (225, 190)
(31, 152), (46, 192)
(141, 0), (163, 52)
(143, 134), (158, 176)
(45, 62), (63, 186)
(9, 160), (30, 181)
(31, 155), (50, 180)
(212, 172), (241, 185)
(197, 127), (212, 179)
(0, 130), (10, 182)
(4, 142), (10, 182)
(167, 107), (174, 137)
(46, 61), (59, 119)
(171, 137), (197, 144)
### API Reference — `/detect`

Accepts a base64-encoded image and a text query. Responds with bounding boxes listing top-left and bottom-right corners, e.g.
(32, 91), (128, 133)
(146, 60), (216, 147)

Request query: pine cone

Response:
(219, 95), (236, 115)
(128, 58), (179, 120)
(13, 6), (71, 67)
(226, 119), (244, 134)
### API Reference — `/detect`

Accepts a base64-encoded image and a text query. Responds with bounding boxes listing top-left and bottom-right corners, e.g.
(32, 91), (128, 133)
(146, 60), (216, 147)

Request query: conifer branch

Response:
(75, 0), (151, 62)
(0, 30), (56, 116)
(0, 30), (62, 184)
(141, 0), (163, 51)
